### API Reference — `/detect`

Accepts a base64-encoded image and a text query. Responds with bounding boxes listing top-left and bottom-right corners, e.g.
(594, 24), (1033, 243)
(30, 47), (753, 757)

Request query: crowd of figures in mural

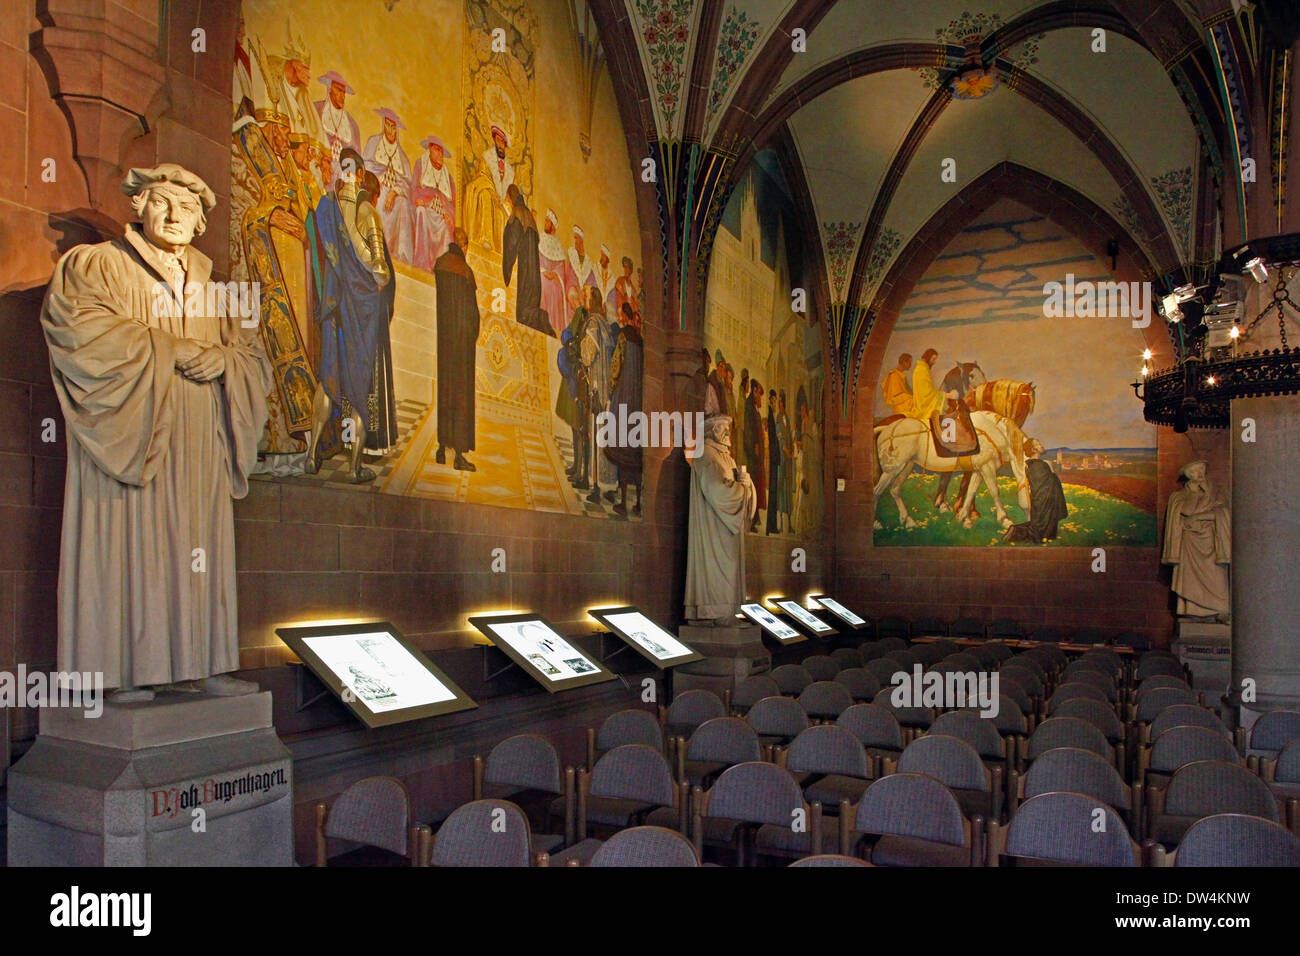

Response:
(703, 154), (825, 539)
(228, 0), (645, 518)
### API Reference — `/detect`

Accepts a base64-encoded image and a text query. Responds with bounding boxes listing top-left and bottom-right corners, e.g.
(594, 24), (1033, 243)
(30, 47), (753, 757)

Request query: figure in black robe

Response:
(434, 228), (480, 471)
(766, 389), (780, 535)
(1006, 440), (1068, 543)
(603, 303), (643, 518)
(502, 184), (552, 336)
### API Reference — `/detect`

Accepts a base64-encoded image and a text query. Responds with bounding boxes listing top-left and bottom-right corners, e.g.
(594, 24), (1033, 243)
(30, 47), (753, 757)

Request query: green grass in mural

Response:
(872, 474), (1156, 547)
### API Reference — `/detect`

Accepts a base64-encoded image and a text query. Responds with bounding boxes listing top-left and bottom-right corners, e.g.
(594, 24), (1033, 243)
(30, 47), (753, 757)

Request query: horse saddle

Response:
(930, 401), (979, 458)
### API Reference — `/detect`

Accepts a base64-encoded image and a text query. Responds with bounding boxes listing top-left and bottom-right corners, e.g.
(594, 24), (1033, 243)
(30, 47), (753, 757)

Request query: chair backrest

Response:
(432, 799), (533, 867)
(686, 716), (763, 764)
(1029, 627), (1061, 644)
(1136, 656), (1185, 680)
(999, 665), (1043, 697)
(770, 664), (815, 696)
(1136, 686), (1200, 723)
(833, 667), (881, 702)
(324, 776), (410, 856)
(1005, 792), (1136, 866)
(590, 744), (677, 804)
(1137, 674), (1190, 695)
(995, 678), (1033, 717)
(1163, 760), (1279, 822)
(911, 643), (946, 666)
(746, 695), (812, 738)
(588, 826), (701, 867)
(952, 617), (985, 639)
(1175, 814), (1300, 867)
(1054, 698), (1125, 740)
(929, 710), (1006, 759)
(1047, 681), (1109, 712)
(983, 697), (1029, 735)
(665, 689), (727, 729)
(864, 658), (901, 684)
(785, 724), (872, 779)
(705, 761), (805, 826)
(798, 680), (855, 719)
(884, 649), (920, 671)
(1249, 710), (1300, 754)
(801, 654), (841, 682)
(945, 652), (981, 671)
(897, 734), (989, 791)
(836, 703), (904, 750)
(1019, 647), (1060, 673)
(1023, 747), (1130, 809)
(982, 641), (1013, 662)
(854, 774), (966, 846)
(732, 675), (781, 711)
(830, 647), (863, 670)
(596, 709), (664, 752)
(484, 734), (563, 793)
(1027, 717), (1112, 761)
(1149, 704), (1230, 742)
(1080, 647), (1123, 672)
(876, 618), (909, 640)
(876, 636), (908, 652)
(912, 617), (948, 637)
(1276, 739), (1300, 783)
(1148, 725), (1242, 775)
(1073, 627), (1105, 644)
(858, 641), (890, 661)
(1062, 664), (1119, 698)
(788, 854), (872, 867)
(872, 687), (933, 728)
(966, 645), (1000, 668)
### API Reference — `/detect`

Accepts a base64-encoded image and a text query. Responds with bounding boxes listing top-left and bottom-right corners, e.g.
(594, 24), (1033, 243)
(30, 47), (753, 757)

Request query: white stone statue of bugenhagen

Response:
(684, 413), (758, 624)
(40, 163), (272, 701)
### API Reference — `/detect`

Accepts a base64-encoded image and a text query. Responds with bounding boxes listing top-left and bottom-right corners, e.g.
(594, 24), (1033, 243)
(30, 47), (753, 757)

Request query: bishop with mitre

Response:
(40, 164), (272, 701)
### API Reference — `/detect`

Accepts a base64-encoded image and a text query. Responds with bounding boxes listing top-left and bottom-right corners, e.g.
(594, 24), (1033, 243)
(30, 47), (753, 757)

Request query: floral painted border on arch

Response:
(632, 0), (698, 134)
(705, 6), (763, 130)
(823, 220), (861, 301)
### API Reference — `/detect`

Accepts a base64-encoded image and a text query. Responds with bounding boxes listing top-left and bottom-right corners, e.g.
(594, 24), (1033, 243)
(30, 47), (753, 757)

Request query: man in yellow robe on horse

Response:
(911, 348), (977, 457)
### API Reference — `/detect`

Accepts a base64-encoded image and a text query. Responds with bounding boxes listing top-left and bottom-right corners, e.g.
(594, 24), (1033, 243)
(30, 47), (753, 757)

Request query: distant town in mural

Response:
(703, 150), (825, 539)
(231, 0), (646, 519)
(872, 199), (1157, 548)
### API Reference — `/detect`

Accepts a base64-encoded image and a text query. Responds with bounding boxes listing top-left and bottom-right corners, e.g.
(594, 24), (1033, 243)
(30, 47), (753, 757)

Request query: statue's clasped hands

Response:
(175, 338), (226, 382)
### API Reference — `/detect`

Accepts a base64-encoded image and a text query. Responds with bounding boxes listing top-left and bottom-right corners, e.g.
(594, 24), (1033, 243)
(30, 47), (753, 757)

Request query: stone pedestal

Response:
(6, 692), (293, 866)
(1230, 395), (1300, 730)
(672, 623), (771, 701)
(1172, 620), (1231, 699)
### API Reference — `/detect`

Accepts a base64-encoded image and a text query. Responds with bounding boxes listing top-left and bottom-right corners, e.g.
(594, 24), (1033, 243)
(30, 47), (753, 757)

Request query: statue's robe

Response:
(40, 224), (271, 688)
(685, 437), (757, 621)
(1006, 458), (1069, 543)
(434, 242), (481, 453)
(503, 208), (551, 335)
(1162, 482), (1231, 615)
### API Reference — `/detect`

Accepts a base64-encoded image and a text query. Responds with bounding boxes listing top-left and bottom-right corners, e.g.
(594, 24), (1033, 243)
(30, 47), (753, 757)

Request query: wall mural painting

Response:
(703, 150), (825, 539)
(871, 198), (1157, 548)
(231, 0), (646, 519)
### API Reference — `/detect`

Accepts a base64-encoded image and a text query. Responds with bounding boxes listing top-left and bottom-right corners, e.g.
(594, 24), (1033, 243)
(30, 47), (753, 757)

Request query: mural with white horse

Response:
(870, 198), (1157, 548)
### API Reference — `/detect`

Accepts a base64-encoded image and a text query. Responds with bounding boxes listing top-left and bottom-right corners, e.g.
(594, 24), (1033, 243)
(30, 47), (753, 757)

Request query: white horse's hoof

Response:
(962, 517), (975, 529)
(903, 517), (918, 529)
(999, 517), (1013, 529)
(873, 520), (883, 531)
(938, 502), (951, 513)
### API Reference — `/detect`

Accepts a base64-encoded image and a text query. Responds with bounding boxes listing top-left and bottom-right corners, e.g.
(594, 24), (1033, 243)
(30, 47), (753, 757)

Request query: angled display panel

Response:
(468, 612), (616, 692)
(739, 603), (806, 644)
(808, 594), (869, 630)
(770, 597), (839, 637)
(588, 606), (704, 667)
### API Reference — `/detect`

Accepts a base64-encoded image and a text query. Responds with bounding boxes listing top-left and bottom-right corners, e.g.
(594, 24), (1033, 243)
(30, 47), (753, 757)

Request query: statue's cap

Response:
(121, 164), (216, 212)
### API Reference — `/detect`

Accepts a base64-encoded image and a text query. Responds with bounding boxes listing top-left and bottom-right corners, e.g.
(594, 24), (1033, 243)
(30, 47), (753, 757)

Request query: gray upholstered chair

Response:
(929, 638), (962, 658)
(587, 825), (700, 867)
(1132, 685), (1201, 729)
(840, 772), (980, 866)
(660, 688), (726, 741)
(693, 760), (823, 866)
(1047, 681), (1110, 713)
(952, 617), (985, 640)
(836, 702), (904, 776)
(875, 622), (909, 644)
(931, 709), (1014, 767)
(1146, 759), (1280, 846)
(745, 694), (811, 755)
(473, 733), (573, 851)
(858, 640), (890, 662)
(995, 678), (1035, 721)
(1018, 646), (1060, 676)
(1028, 627), (1062, 644)
(833, 667), (880, 702)
(1144, 724), (1241, 783)
(1025, 717), (1113, 767)
(910, 642), (945, 666)
(864, 658), (901, 685)
(1138, 674), (1191, 694)
(770, 663), (815, 697)
(945, 652), (982, 671)
(1011, 746), (1138, 836)
(897, 733), (1002, 821)
(788, 853), (872, 866)
(1136, 655), (1186, 681)
(430, 799), (539, 867)
(872, 686), (933, 735)
(1246, 710), (1300, 760)
(966, 645), (1000, 669)
(989, 619), (1021, 641)
(587, 707), (664, 770)
(829, 647), (863, 670)
(1059, 666), (1119, 702)
(988, 791), (1140, 866)
(781, 724), (874, 811)
(999, 665), (1043, 704)
(983, 641), (1014, 662)
(315, 775), (420, 867)
(1265, 740), (1300, 833)
(1161, 813), (1300, 866)
(676, 716), (763, 788)
(1053, 698), (1127, 773)
(1148, 703), (1227, 743)
(798, 680), (855, 721)
(801, 654), (841, 682)
(883, 649), (920, 671)
(731, 675), (780, 715)
(912, 617), (949, 638)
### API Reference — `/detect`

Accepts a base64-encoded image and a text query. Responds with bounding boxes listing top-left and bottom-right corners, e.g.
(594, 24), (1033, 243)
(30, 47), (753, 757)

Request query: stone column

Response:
(1230, 393), (1300, 727)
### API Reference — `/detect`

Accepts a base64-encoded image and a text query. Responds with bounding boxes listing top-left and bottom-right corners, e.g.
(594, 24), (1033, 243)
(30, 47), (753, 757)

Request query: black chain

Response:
(1241, 267), (1296, 350)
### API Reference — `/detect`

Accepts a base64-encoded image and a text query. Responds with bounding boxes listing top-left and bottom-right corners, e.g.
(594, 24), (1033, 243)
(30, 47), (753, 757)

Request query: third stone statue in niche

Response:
(1162, 460), (1231, 620)
(685, 415), (758, 624)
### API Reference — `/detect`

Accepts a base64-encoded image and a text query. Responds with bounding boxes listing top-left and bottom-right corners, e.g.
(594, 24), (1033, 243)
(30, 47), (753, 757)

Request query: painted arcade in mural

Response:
(702, 151), (825, 540)
(229, 0), (646, 519)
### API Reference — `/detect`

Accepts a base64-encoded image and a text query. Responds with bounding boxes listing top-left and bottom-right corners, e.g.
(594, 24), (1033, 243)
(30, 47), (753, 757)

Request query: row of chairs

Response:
(871, 615), (1151, 648)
